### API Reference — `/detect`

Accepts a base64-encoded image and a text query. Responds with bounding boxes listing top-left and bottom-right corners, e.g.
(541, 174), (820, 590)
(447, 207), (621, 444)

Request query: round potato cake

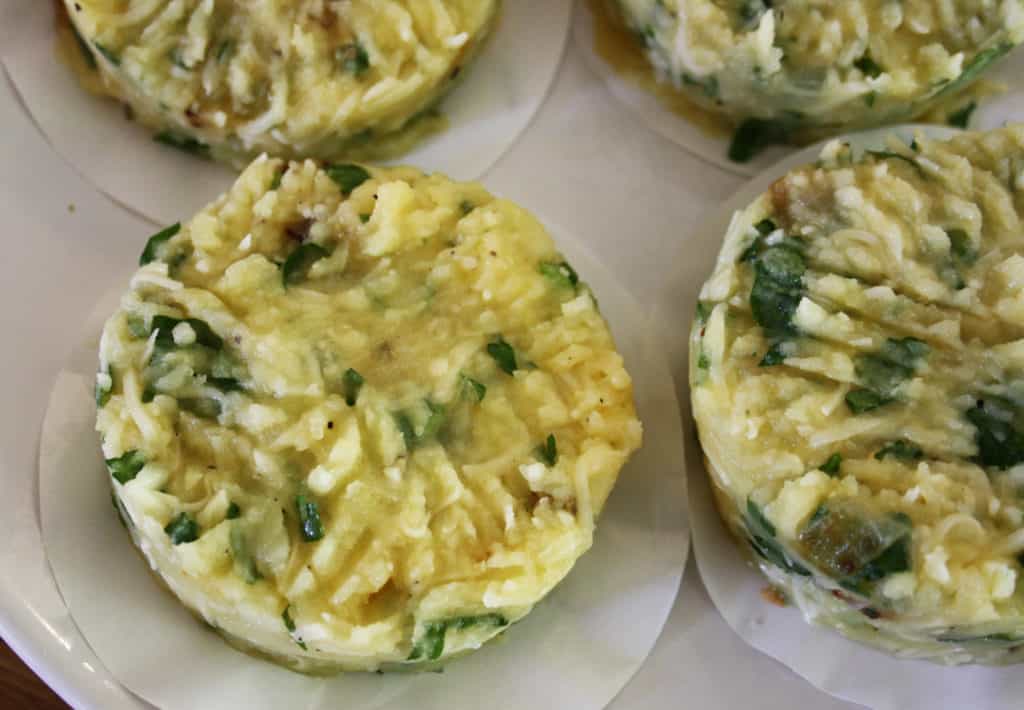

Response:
(608, 0), (1024, 158)
(64, 0), (499, 166)
(95, 158), (642, 673)
(691, 126), (1024, 663)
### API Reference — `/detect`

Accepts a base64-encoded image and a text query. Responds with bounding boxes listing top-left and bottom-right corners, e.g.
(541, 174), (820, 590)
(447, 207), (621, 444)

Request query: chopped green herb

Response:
(947, 102), (976, 129)
(460, 374), (487, 402)
(745, 499), (811, 576)
(749, 243), (806, 337)
(487, 337), (517, 375)
(966, 400), (1024, 470)
(126, 315), (149, 338)
(937, 631), (1019, 646)
(150, 315), (224, 350)
(269, 170), (284, 191)
(852, 337), (929, 405)
(106, 450), (146, 484)
(336, 42), (370, 76)
(395, 412), (417, 451)
(759, 342), (788, 367)
(875, 440), (924, 462)
(820, 453), (842, 477)
(281, 605), (308, 649)
(359, 213), (371, 223)
(95, 366), (112, 407)
(165, 512), (199, 545)
(697, 350), (710, 370)
(325, 163), (371, 195)
(728, 118), (792, 163)
(419, 400), (447, 442)
(154, 131), (210, 158)
(853, 54), (883, 78)
(866, 150), (924, 177)
(537, 434), (558, 466)
(178, 396), (221, 419)
(754, 219), (777, 236)
(207, 376), (243, 392)
(230, 524), (261, 583)
(408, 614), (509, 661)
(539, 261), (579, 290)
(69, 23), (97, 70)
(695, 301), (712, 324)
(93, 42), (120, 66)
(226, 502), (241, 520)
(947, 229), (977, 265)
(738, 0), (768, 29)
(342, 368), (364, 406)
(282, 606), (297, 632)
(296, 494), (324, 542)
(282, 243), (329, 288)
(139, 222), (182, 266)
(216, 40), (234, 63)
(845, 388), (891, 414)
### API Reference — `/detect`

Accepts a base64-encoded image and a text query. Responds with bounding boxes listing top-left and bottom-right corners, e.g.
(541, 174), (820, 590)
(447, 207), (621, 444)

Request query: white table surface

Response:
(0, 2), (856, 706)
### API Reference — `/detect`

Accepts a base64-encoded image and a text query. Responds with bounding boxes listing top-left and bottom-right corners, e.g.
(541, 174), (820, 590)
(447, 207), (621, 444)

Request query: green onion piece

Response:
(178, 397), (221, 419)
(487, 337), (517, 375)
(229, 524), (261, 583)
(95, 366), (113, 407)
(342, 368), (364, 406)
(853, 54), (883, 78)
(126, 315), (149, 339)
(150, 315), (224, 350)
(947, 228), (977, 265)
(93, 42), (120, 66)
(420, 401), (447, 441)
(539, 261), (579, 290)
(395, 413), (417, 451)
(165, 512), (199, 545)
(216, 40), (234, 63)
(139, 222), (182, 266)
(966, 400), (1024, 469)
(759, 342), (787, 367)
(282, 605), (297, 632)
(754, 218), (777, 235)
(461, 374), (487, 402)
(154, 131), (210, 158)
(106, 450), (146, 484)
(69, 22), (97, 70)
(845, 388), (891, 414)
(865, 150), (924, 177)
(325, 163), (371, 195)
(336, 42), (370, 76)
(537, 434), (558, 466)
(695, 301), (712, 324)
(408, 614), (509, 661)
(269, 169), (284, 191)
(226, 502), (241, 520)
(359, 213), (371, 223)
(820, 453), (842, 476)
(282, 243), (329, 288)
(296, 494), (324, 542)
(947, 102), (976, 129)
(875, 440), (924, 462)
(938, 43), (1012, 97)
